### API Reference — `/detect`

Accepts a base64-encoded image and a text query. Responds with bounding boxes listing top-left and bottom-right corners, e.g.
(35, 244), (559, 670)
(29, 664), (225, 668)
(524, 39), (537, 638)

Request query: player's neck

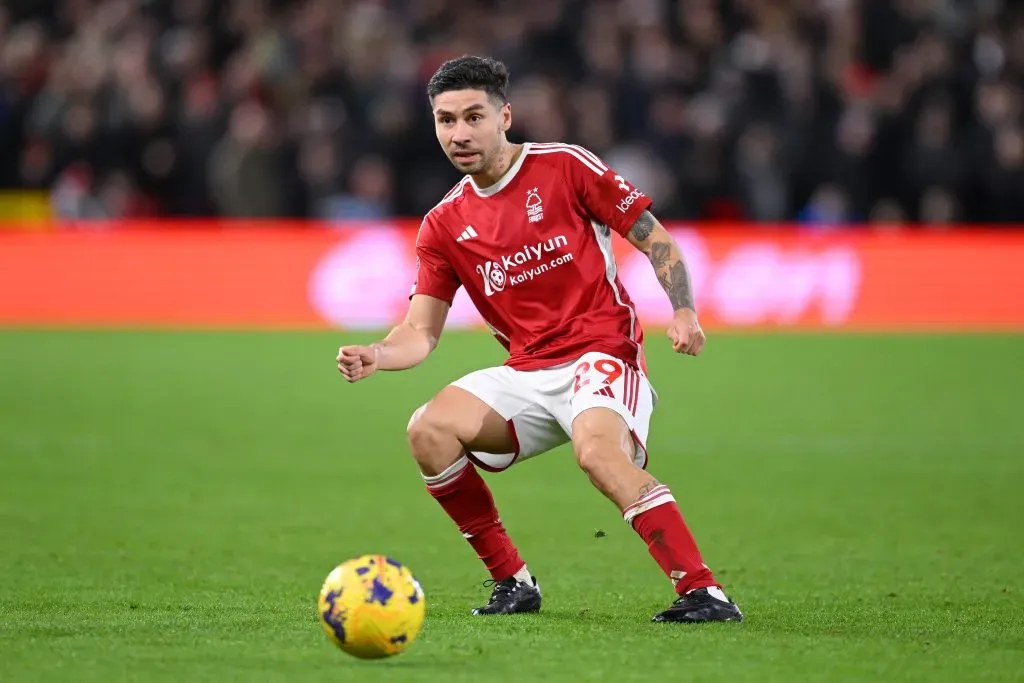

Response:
(471, 142), (523, 189)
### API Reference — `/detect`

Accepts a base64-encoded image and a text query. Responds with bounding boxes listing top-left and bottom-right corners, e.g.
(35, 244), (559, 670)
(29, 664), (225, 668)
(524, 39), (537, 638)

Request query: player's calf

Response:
(571, 406), (740, 620)
(408, 386), (536, 610)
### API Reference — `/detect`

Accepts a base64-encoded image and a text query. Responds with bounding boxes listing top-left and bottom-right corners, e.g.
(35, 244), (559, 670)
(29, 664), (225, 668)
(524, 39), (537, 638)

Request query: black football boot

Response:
(651, 586), (744, 623)
(471, 576), (542, 615)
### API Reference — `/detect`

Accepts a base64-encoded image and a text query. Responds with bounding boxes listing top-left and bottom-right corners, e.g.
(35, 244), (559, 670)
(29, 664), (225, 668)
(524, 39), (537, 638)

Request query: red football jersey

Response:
(411, 142), (654, 372)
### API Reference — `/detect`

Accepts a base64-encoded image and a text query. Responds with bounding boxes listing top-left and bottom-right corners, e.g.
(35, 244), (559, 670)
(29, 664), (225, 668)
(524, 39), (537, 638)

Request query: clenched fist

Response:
(337, 345), (379, 383)
(667, 308), (706, 356)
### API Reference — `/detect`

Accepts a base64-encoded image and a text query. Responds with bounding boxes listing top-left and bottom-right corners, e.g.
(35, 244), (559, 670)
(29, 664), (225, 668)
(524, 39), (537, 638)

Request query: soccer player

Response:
(336, 56), (743, 624)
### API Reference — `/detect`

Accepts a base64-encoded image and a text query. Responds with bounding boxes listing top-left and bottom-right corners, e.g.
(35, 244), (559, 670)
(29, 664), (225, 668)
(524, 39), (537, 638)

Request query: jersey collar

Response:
(469, 142), (533, 197)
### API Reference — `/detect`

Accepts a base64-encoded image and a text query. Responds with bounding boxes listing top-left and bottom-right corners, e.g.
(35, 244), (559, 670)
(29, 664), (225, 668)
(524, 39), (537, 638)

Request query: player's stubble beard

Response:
(451, 136), (519, 184)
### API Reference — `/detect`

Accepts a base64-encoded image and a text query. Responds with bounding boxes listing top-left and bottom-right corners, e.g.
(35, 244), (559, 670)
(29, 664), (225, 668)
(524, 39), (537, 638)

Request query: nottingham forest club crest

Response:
(526, 187), (544, 223)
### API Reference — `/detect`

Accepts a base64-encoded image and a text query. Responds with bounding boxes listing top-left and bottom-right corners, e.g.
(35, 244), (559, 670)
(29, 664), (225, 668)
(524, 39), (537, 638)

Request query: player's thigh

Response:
(466, 402), (569, 473)
(407, 366), (569, 473)
(407, 383), (517, 458)
(448, 365), (569, 473)
(570, 406), (636, 471)
(563, 352), (655, 469)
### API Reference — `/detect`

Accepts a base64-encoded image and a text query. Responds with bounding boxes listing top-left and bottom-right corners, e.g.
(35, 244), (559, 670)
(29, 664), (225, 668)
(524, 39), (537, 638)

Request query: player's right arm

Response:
(337, 216), (460, 383)
(336, 294), (450, 382)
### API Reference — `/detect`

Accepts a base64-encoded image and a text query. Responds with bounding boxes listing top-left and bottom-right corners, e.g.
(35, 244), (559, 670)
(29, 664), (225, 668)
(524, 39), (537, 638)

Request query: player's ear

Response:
(500, 102), (511, 132)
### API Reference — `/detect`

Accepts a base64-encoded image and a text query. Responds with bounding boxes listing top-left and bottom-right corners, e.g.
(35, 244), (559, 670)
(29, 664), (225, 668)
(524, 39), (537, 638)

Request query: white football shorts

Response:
(448, 351), (656, 472)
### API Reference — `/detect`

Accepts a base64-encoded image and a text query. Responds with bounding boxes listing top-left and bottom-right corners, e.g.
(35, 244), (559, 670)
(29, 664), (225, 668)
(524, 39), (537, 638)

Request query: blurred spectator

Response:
(1, 0), (1024, 224)
(799, 183), (852, 228)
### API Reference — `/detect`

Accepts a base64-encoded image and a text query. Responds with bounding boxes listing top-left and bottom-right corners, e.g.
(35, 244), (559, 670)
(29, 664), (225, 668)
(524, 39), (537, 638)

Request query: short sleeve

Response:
(565, 146), (654, 237)
(410, 217), (461, 303)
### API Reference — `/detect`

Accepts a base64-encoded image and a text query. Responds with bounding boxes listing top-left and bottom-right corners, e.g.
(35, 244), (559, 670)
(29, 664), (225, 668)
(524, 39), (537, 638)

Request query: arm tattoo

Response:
(658, 261), (694, 311)
(649, 242), (671, 269)
(628, 211), (655, 242)
(628, 210), (696, 312)
(638, 479), (661, 497)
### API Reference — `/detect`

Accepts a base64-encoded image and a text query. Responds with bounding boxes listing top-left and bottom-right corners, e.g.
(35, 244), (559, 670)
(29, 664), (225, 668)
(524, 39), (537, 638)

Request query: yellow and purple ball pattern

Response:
(317, 555), (426, 659)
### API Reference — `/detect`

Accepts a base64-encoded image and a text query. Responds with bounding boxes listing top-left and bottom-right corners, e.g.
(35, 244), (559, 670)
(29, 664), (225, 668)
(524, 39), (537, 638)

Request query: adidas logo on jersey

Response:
(456, 226), (479, 242)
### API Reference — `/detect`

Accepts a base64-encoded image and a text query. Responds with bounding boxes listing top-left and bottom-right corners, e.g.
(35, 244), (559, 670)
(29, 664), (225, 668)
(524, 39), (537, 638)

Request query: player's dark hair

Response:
(427, 55), (510, 105)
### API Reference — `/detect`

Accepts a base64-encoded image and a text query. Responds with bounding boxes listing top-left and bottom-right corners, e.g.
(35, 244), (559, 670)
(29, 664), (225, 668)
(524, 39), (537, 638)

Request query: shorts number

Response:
(594, 359), (623, 385)
(573, 358), (624, 394)
(573, 362), (591, 393)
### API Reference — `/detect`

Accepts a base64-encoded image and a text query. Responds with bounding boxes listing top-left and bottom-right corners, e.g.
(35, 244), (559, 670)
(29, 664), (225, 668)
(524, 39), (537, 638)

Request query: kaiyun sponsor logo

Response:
(475, 235), (572, 296)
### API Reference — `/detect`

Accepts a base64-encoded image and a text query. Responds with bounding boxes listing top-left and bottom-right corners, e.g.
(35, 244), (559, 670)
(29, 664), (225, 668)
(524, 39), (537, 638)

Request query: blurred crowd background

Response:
(1, 0), (1022, 225)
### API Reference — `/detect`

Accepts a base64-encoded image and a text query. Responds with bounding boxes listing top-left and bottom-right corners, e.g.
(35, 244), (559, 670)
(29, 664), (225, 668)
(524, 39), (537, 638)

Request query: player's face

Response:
(432, 90), (510, 176)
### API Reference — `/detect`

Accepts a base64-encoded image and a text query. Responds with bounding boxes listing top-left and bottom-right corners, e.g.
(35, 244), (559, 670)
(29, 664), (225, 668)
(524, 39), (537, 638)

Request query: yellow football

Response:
(317, 555), (426, 659)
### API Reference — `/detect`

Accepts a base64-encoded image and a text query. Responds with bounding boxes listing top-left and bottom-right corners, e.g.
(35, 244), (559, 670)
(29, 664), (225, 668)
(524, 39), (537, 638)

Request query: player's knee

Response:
(406, 404), (437, 452)
(573, 433), (618, 478)
(406, 403), (429, 434)
(406, 403), (453, 458)
(407, 403), (467, 477)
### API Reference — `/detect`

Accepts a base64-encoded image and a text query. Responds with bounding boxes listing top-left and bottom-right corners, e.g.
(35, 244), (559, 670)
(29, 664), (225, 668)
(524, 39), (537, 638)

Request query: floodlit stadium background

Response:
(2, 2), (1023, 683)
(1, 0), (1023, 329)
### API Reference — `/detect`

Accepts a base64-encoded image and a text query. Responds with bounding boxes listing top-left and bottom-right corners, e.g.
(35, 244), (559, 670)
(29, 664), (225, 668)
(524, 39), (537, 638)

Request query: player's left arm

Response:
(560, 146), (705, 355)
(625, 210), (705, 356)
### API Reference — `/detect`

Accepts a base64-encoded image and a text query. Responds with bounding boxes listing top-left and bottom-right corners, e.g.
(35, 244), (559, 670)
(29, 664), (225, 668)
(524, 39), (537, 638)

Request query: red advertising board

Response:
(1, 222), (1022, 331)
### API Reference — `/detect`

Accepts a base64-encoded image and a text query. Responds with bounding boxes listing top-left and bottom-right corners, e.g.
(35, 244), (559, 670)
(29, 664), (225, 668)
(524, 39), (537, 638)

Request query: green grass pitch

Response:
(1, 329), (1022, 682)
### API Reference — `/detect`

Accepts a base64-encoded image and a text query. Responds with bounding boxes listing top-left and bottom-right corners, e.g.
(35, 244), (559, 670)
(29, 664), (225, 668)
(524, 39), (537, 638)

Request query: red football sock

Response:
(623, 485), (718, 595)
(424, 457), (525, 581)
